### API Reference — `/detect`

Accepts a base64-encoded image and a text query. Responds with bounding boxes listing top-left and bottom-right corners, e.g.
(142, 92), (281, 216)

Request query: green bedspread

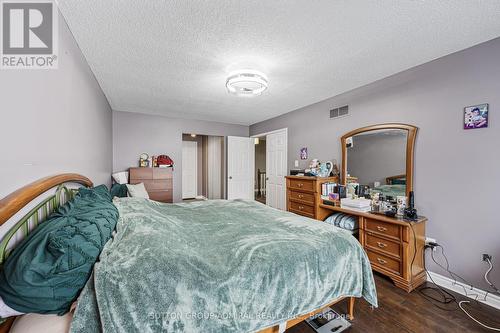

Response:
(70, 198), (377, 333)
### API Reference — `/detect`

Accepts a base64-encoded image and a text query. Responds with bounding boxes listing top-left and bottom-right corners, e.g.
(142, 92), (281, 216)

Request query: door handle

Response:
(266, 177), (269, 180)
(229, 176), (232, 180)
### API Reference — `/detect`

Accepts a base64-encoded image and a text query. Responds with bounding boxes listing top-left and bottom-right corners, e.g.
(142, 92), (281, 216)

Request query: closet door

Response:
(266, 130), (287, 210)
(227, 136), (254, 200)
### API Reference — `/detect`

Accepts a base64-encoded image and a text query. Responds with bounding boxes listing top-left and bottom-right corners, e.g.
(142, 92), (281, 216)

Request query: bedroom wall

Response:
(250, 37), (500, 291)
(0, 11), (112, 199)
(112, 111), (249, 202)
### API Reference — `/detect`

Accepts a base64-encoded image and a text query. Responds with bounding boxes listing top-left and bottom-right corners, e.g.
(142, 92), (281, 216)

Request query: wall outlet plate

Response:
(425, 237), (437, 244)
(425, 237), (437, 251)
(483, 253), (492, 261)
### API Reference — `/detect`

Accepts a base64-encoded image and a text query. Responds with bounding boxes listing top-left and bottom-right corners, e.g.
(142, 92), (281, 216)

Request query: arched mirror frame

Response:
(340, 123), (418, 197)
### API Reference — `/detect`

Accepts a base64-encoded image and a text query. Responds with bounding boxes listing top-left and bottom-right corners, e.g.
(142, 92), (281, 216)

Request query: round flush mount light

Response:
(226, 70), (268, 96)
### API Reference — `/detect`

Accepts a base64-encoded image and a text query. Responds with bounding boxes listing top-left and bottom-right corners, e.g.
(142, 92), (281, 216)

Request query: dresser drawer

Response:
(288, 190), (315, 204)
(149, 190), (172, 203)
(153, 168), (172, 179)
(130, 179), (172, 191)
(129, 168), (153, 180)
(366, 249), (401, 276)
(288, 179), (314, 192)
(365, 233), (401, 259)
(365, 219), (401, 241)
(289, 201), (314, 217)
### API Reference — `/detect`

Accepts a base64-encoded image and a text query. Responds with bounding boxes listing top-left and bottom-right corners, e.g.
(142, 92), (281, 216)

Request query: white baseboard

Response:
(427, 271), (500, 310)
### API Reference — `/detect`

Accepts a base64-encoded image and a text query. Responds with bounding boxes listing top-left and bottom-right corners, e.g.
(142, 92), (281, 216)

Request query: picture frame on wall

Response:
(300, 147), (308, 160)
(464, 103), (488, 130)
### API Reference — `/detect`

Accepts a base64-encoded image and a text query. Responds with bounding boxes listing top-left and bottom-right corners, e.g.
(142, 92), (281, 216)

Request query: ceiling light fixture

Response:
(226, 69), (268, 96)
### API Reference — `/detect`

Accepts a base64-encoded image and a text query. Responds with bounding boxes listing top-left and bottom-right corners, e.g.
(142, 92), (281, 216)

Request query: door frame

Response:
(182, 140), (198, 199)
(251, 128), (288, 207)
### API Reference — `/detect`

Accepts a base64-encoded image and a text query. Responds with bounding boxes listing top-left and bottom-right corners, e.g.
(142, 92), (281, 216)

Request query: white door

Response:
(182, 140), (198, 199)
(227, 136), (254, 200)
(266, 129), (287, 210)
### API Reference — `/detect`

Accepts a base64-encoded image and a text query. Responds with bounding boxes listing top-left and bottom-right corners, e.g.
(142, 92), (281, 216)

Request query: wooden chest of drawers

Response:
(317, 204), (427, 292)
(129, 167), (173, 203)
(286, 176), (338, 219)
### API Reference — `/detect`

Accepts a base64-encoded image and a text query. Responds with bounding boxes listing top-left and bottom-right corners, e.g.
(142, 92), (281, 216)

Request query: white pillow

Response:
(0, 296), (24, 318)
(112, 171), (129, 184)
(9, 312), (72, 333)
(126, 183), (149, 199)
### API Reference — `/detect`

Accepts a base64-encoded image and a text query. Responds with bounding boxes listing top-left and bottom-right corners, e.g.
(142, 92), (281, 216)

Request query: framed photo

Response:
(300, 147), (308, 160)
(464, 104), (488, 130)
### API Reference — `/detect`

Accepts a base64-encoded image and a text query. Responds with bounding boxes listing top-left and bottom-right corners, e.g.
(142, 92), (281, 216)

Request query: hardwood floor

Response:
(287, 273), (500, 333)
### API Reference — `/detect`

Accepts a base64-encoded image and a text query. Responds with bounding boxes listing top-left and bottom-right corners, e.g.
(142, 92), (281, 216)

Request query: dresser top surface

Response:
(286, 175), (338, 180)
(319, 204), (427, 225)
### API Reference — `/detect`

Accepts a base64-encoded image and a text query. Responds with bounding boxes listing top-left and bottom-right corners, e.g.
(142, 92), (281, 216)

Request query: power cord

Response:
(420, 243), (500, 331)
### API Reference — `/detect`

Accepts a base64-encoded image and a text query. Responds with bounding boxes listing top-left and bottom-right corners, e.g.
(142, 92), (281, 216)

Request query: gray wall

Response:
(250, 37), (500, 290)
(348, 132), (407, 186)
(112, 111), (248, 202)
(0, 11), (112, 199)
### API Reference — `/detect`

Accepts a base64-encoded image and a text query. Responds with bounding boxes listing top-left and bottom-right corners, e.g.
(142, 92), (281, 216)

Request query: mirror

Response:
(341, 124), (418, 198)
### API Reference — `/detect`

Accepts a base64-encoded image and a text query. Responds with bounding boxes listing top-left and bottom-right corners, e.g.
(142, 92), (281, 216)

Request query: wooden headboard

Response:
(0, 174), (92, 333)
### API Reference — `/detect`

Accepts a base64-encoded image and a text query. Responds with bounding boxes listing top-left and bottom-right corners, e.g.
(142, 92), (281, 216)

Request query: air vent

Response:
(330, 105), (349, 119)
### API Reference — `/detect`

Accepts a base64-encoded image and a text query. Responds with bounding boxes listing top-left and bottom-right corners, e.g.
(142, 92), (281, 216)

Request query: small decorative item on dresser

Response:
(139, 153), (149, 167)
(157, 155), (174, 169)
(464, 103), (488, 130)
(396, 196), (407, 216)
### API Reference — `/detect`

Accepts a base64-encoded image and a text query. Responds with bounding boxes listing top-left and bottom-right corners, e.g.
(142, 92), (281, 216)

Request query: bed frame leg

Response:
(348, 297), (355, 320)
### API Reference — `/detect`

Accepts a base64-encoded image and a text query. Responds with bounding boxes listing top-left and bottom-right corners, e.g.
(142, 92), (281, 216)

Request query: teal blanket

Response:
(70, 198), (377, 333)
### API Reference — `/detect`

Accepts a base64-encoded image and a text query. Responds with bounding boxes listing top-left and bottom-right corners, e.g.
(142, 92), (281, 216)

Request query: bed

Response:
(0, 174), (377, 333)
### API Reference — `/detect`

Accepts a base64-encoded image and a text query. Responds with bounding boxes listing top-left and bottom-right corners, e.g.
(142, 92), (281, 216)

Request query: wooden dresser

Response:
(285, 176), (338, 219)
(317, 204), (426, 292)
(129, 167), (173, 203)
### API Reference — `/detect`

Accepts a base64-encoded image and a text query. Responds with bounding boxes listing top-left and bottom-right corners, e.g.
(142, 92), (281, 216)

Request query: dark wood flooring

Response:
(255, 194), (266, 204)
(287, 273), (500, 333)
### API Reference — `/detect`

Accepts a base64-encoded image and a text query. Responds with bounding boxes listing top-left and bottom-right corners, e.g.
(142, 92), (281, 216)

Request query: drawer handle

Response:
(376, 226), (387, 232)
(297, 183), (303, 187)
(298, 194), (304, 199)
(298, 206), (304, 210)
(377, 258), (387, 265)
(376, 242), (387, 248)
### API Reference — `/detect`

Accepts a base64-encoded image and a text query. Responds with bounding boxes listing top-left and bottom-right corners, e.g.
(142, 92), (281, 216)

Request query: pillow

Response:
(10, 312), (72, 333)
(112, 171), (128, 184)
(126, 183), (149, 199)
(0, 185), (118, 315)
(0, 295), (24, 318)
(324, 213), (359, 231)
(110, 183), (128, 198)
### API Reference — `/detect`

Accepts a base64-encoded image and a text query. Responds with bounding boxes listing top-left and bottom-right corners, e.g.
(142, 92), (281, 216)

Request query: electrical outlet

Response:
(425, 237), (437, 245)
(483, 254), (492, 262)
(425, 237), (438, 251)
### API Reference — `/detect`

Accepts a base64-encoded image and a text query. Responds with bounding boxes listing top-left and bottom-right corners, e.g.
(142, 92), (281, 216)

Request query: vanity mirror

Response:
(341, 123), (418, 198)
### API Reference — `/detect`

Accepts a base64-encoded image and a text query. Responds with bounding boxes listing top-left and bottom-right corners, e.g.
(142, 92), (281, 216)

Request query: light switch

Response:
(294, 160), (299, 167)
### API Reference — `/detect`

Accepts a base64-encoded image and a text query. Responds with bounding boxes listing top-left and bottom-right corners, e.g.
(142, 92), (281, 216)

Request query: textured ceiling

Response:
(57, 1), (500, 125)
